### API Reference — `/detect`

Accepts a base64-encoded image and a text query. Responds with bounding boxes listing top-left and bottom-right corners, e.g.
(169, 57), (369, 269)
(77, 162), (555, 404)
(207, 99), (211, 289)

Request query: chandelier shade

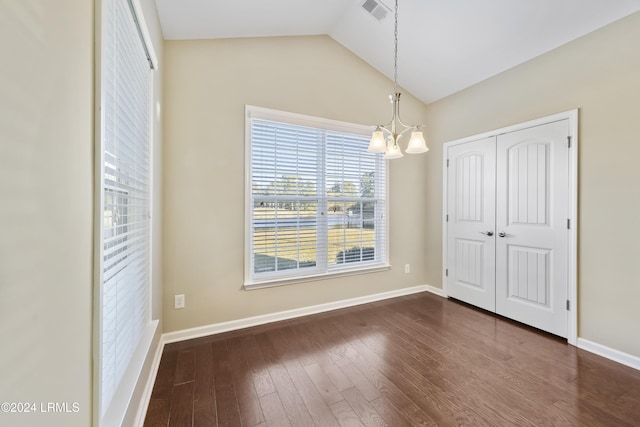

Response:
(368, 129), (387, 153)
(383, 140), (404, 159)
(406, 131), (429, 154)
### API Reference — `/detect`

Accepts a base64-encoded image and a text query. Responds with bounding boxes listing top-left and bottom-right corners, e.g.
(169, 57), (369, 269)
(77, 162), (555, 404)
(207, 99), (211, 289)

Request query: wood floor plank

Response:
(356, 308), (535, 426)
(309, 319), (381, 402)
(329, 400), (365, 427)
(618, 391), (640, 421)
(152, 350), (179, 399)
(304, 320), (354, 365)
(262, 328), (295, 362)
(409, 301), (630, 425)
(287, 323), (321, 366)
(319, 360), (354, 392)
(254, 332), (316, 426)
(303, 362), (344, 406)
(282, 357), (340, 427)
(272, 326), (317, 364)
(390, 304), (600, 424)
(294, 321), (354, 392)
(211, 340), (242, 426)
(174, 349), (195, 385)
(369, 396), (412, 427)
(237, 334), (277, 397)
(316, 323), (436, 426)
(193, 398), (215, 427)
(552, 394), (633, 427)
(168, 382), (193, 427)
(227, 336), (265, 426)
(341, 387), (388, 427)
(144, 398), (170, 427)
(193, 344), (216, 427)
(329, 314), (459, 426)
(378, 304), (577, 425)
(145, 292), (640, 427)
(259, 392), (291, 427)
(337, 307), (528, 425)
(337, 360), (381, 402)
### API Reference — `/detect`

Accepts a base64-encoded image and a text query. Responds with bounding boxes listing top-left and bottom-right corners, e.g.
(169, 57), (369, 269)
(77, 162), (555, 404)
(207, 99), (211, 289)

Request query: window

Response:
(245, 106), (388, 288)
(98, 0), (155, 419)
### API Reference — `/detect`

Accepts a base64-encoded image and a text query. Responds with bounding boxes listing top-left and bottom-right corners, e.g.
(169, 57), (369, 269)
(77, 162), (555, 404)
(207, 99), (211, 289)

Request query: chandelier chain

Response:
(393, 0), (398, 93)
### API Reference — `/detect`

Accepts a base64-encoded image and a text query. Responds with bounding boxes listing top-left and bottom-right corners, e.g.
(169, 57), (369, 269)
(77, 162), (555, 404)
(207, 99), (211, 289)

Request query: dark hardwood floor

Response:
(144, 292), (640, 426)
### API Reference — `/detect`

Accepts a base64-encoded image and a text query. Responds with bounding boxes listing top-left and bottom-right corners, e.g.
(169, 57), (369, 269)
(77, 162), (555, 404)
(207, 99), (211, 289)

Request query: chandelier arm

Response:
(394, 92), (416, 129)
(396, 113), (410, 128)
(397, 126), (416, 139)
(396, 116), (415, 129)
(381, 122), (411, 134)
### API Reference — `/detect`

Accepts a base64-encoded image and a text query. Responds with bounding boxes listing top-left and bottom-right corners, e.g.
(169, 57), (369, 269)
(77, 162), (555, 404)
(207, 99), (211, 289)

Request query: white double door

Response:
(446, 120), (569, 337)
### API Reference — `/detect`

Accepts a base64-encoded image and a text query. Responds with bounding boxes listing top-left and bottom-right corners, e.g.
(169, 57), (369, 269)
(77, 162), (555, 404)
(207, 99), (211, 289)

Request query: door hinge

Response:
(567, 136), (572, 148)
(446, 214), (449, 222)
(567, 218), (571, 230)
(445, 269), (449, 277)
(446, 159), (449, 167)
(566, 300), (570, 311)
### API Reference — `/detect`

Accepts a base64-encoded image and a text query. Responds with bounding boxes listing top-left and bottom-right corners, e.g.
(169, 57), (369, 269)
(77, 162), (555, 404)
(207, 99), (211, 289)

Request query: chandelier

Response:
(367, 0), (428, 159)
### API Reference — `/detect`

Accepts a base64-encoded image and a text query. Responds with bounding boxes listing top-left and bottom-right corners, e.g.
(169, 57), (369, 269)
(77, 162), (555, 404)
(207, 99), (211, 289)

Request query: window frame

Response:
(244, 105), (390, 290)
(94, 0), (158, 424)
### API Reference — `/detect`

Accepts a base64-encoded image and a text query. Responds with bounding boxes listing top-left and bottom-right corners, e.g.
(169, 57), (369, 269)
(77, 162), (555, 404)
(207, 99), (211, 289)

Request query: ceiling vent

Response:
(361, 0), (390, 21)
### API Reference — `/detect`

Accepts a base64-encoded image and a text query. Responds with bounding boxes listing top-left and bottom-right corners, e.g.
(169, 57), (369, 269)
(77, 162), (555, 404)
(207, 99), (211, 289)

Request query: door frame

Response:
(442, 109), (578, 346)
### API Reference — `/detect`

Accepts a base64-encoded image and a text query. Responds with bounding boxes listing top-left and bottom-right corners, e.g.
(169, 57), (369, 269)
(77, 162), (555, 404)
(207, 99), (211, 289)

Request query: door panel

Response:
(496, 120), (569, 337)
(447, 137), (496, 311)
(507, 246), (550, 306)
(508, 141), (549, 226)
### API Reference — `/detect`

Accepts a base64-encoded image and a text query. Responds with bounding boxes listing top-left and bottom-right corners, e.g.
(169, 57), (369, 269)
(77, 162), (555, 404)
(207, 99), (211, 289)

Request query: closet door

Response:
(495, 120), (569, 337)
(446, 137), (496, 312)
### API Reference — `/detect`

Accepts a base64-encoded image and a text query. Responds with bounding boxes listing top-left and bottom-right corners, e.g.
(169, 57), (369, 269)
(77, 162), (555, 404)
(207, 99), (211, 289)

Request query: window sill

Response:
(244, 264), (392, 291)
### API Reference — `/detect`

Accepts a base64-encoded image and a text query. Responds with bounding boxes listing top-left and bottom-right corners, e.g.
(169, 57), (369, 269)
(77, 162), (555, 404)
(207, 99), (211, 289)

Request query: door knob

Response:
(480, 231), (494, 236)
(498, 232), (510, 238)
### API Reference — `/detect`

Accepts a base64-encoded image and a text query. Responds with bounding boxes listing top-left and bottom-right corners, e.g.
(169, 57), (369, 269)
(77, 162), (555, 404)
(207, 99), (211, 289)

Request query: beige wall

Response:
(162, 36), (430, 332)
(424, 12), (640, 357)
(0, 1), (93, 426)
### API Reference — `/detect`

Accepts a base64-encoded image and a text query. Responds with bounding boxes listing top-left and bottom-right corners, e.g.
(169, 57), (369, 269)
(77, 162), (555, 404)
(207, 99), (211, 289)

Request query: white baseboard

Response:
(163, 284), (433, 344)
(577, 338), (640, 371)
(422, 283), (445, 297)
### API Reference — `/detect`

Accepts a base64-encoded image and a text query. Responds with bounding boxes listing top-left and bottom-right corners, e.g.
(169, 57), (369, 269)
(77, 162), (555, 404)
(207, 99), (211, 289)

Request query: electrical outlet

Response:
(404, 264), (410, 273)
(174, 294), (185, 309)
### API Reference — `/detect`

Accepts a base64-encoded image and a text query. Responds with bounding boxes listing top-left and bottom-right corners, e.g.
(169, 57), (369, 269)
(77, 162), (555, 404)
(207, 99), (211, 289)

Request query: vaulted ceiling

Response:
(154, 0), (640, 104)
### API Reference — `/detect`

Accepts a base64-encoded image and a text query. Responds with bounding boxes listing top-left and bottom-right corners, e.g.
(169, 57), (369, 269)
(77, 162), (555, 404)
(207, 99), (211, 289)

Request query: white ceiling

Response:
(154, 0), (640, 104)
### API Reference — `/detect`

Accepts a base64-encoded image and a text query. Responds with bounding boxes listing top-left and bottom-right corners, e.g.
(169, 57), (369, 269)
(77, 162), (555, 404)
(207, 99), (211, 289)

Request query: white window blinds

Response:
(100, 0), (152, 416)
(247, 107), (387, 286)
